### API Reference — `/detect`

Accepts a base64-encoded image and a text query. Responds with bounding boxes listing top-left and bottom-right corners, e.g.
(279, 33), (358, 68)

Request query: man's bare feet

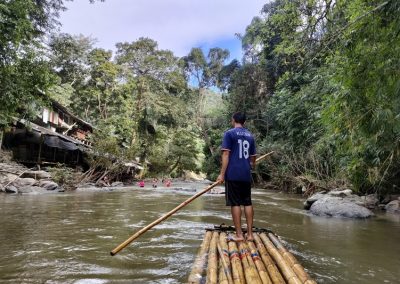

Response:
(227, 234), (245, 242)
(246, 233), (254, 241)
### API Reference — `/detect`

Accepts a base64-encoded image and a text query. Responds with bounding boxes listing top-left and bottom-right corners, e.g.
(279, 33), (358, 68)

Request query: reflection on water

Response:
(0, 185), (399, 283)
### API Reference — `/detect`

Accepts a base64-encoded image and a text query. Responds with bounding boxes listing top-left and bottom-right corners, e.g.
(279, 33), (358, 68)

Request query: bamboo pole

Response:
(219, 232), (234, 284)
(188, 231), (213, 283)
(219, 253), (229, 284)
(110, 181), (219, 255)
(260, 233), (303, 284)
(255, 152), (274, 162)
(268, 233), (317, 284)
(110, 151), (274, 256)
(206, 231), (219, 284)
(248, 240), (273, 284)
(238, 241), (263, 284)
(218, 243), (233, 284)
(253, 234), (285, 284)
(228, 241), (245, 284)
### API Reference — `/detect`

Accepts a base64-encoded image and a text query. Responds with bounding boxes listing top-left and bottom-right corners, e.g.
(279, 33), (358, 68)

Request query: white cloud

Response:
(59, 0), (267, 57)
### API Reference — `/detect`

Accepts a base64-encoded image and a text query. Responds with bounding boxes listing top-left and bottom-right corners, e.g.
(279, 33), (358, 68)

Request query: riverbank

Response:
(1, 153), (399, 217)
(0, 149), (66, 194)
(0, 151), (224, 195)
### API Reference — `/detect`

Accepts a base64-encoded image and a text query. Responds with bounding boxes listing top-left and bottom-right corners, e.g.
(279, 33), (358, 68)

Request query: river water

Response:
(0, 183), (399, 284)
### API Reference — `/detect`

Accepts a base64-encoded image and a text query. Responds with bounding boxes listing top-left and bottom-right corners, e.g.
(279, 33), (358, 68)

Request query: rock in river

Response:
(13, 178), (38, 187)
(309, 196), (374, 218)
(39, 180), (59, 191)
(303, 192), (326, 210)
(18, 186), (48, 194)
(328, 189), (353, 197)
(5, 185), (18, 193)
(21, 170), (52, 180)
(385, 200), (400, 214)
(361, 194), (379, 209)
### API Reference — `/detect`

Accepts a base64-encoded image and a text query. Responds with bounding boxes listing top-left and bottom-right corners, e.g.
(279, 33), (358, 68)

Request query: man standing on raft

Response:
(217, 112), (257, 241)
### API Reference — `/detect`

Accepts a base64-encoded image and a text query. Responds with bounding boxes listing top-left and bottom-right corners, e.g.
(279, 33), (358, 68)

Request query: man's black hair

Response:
(232, 112), (246, 124)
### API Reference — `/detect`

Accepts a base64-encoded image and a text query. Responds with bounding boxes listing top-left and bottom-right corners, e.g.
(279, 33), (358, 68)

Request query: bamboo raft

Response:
(188, 225), (317, 284)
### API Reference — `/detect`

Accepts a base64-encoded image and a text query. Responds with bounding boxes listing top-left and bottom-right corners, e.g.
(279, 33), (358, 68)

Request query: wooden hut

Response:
(1, 98), (93, 167)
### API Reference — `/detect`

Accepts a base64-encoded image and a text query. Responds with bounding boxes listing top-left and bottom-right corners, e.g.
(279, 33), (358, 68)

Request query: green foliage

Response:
(48, 33), (95, 84)
(221, 0), (400, 195)
(322, 0), (400, 193)
(0, 0), (99, 127)
(48, 164), (77, 190)
(0, 47), (56, 126)
(3, 0), (398, 191)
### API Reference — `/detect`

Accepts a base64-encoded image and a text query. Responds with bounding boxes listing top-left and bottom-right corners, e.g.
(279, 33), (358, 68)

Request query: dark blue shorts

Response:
(225, 180), (252, 206)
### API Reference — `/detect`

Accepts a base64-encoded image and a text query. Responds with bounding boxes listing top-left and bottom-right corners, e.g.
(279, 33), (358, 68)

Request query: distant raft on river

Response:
(188, 225), (317, 284)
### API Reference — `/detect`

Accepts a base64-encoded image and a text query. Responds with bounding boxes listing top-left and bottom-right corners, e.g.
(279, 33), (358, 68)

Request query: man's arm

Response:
(250, 155), (256, 169)
(217, 150), (230, 183)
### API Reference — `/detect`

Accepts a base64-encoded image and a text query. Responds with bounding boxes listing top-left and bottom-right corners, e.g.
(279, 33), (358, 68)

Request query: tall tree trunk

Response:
(168, 156), (181, 175)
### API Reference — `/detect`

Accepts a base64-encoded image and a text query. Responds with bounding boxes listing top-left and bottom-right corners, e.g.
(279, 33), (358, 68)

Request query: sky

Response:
(59, 0), (267, 61)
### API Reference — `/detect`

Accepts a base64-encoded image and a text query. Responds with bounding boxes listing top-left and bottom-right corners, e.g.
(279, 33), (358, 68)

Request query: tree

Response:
(323, 0), (400, 193)
(0, 0), (64, 125)
(182, 47), (229, 115)
(0, 0), (103, 126)
(115, 38), (198, 163)
(48, 33), (95, 85)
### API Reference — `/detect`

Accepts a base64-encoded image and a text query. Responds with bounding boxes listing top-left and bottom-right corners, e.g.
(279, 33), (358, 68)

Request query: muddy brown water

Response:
(0, 183), (399, 283)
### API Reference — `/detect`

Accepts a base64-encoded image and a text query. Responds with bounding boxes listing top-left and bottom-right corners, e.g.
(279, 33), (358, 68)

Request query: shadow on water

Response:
(0, 185), (399, 283)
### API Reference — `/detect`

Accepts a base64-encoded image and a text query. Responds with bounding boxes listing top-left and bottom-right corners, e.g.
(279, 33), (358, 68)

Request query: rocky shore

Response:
(0, 160), (63, 194)
(0, 152), (219, 195)
(304, 189), (400, 218)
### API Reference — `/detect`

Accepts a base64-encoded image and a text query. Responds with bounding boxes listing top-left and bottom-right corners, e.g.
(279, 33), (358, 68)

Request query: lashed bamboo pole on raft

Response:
(110, 151), (274, 256)
(219, 250), (229, 284)
(188, 231), (213, 283)
(253, 234), (285, 284)
(267, 233), (317, 284)
(218, 232), (234, 284)
(228, 241), (245, 284)
(218, 243), (233, 284)
(260, 233), (303, 284)
(206, 232), (219, 284)
(247, 240), (273, 284)
(238, 241), (263, 284)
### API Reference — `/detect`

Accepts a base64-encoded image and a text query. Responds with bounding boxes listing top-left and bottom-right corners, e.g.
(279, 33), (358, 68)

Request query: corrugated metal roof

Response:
(16, 118), (91, 150)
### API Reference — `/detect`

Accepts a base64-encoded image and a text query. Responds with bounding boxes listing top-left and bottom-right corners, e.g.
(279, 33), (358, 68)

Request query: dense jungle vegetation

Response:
(1, 0), (399, 196)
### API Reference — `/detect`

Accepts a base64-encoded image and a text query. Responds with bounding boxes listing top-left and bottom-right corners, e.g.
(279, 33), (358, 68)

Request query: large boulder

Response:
(328, 189), (353, 197)
(111, 182), (124, 187)
(5, 185), (18, 193)
(390, 194), (400, 202)
(360, 194), (379, 209)
(304, 190), (379, 210)
(303, 192), (327, 209)
(39, 180), (59, 191)
(18, 186), (48, 194)
(309, 196), (374, 218)
(13, 178), (38, 187)
(0, 172), (18, 185)
(21, 170), (52, 180)
(385, 200), (400, 214)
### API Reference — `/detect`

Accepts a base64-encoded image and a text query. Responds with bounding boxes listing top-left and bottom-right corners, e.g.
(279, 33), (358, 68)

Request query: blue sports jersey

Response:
(221, 127), (256, 182)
